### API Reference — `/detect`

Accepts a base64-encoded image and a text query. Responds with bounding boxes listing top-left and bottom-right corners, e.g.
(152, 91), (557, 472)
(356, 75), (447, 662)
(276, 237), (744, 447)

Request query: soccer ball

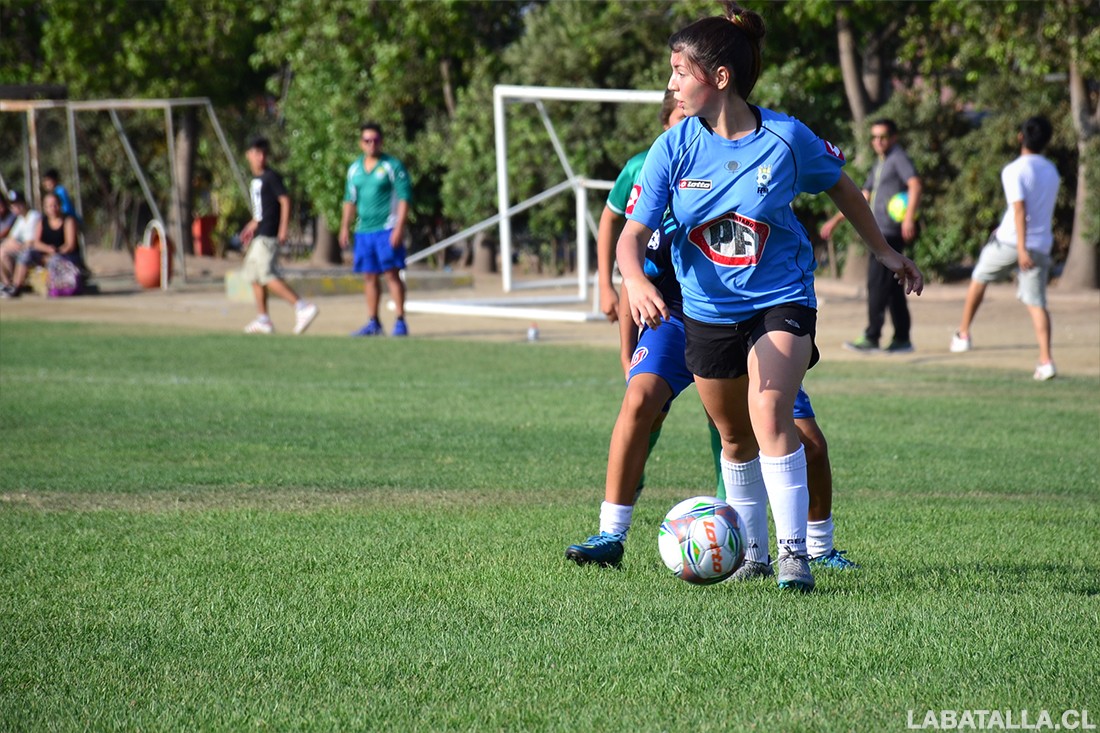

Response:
(657, 496), (745, 585)
(887, 192), (909, 223)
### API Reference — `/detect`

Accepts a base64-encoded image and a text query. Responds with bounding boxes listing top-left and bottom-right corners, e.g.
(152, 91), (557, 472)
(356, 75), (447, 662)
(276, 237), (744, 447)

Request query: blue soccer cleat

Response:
(565, 532), (625, 567)
(810, 548), (859, 570)
(392, 317), (408, 337)
(352, 318), (385, 337)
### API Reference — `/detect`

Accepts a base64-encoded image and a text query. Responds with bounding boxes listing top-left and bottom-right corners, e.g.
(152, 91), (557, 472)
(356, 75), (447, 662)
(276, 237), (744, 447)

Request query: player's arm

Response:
(616, 219), (667, 328)
(60, 217), (79, 256)
(902, 175), (922, 243)
(597, 205), (624, 323)
(277, 194), (291, 246)
(819, 189), (870, 240)
(390, 199), (409, 248)
(1012, 200), (1033, 271)
(617, 281), (639, 377)
(826, 172), (923, 295)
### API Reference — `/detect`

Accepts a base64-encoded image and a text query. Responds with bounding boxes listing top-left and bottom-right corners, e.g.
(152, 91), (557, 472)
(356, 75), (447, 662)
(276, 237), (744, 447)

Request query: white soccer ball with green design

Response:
(658, 496), (745, 585)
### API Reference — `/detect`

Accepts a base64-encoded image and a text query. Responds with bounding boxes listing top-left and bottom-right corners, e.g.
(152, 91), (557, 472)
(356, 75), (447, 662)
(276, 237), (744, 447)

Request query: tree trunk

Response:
(168, 107), (197, 260)
(311, 212), (343, 266)
(472, 231), (496, 274)
(1060, 56), (1099, 290)
(835, 2), (870, 289)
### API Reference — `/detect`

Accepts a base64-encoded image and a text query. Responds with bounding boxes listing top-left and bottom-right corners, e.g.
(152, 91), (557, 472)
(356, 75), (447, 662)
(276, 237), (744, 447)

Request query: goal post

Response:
(403, 85), (664, 323)
(493, 85), (665, 295)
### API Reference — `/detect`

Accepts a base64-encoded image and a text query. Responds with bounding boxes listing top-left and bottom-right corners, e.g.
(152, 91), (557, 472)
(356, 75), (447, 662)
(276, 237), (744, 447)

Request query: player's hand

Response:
(338, 229), (349, 249)
(1018, 249), (1034, 272)
(624, 276), (668, 329)
(819, 218), (837, 241)
(600, 284), (620, 323)
(902, 218), (918, 243)
(390, 229), (403, 248)
(881, 251), (924, 296)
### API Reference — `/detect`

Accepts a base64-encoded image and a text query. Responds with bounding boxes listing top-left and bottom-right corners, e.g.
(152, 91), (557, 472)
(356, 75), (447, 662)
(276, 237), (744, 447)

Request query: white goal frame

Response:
(404, 84), (664, 323)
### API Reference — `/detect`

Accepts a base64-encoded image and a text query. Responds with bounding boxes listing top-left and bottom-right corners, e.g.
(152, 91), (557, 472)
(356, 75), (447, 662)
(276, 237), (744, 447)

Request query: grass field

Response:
(1, 321), (1097, 732)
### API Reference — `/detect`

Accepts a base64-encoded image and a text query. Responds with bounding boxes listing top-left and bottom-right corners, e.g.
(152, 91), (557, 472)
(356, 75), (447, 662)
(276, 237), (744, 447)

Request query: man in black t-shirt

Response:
(239, 137), (319, 335)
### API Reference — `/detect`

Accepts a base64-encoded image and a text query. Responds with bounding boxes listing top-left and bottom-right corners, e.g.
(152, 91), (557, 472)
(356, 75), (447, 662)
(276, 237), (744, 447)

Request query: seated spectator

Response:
(0, 191), (42, 296)
(0, 196), (15, 240)
(42, 169), (78, 219)
(5, 192), (79, 298)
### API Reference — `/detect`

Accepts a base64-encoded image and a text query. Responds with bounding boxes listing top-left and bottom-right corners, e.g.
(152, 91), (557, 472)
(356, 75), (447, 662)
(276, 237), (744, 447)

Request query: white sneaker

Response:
(244, 317), (274, 334)
(1033, 362), (1056, 381)
(950, 332), (971, 353)
(293, 302), (319, 335)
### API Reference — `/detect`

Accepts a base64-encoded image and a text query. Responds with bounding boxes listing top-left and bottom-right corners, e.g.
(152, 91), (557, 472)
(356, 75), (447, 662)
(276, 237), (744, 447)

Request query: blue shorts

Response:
(793, 385), (815, 420)
(354, 230), (406, 274)
(628, 315), (695, 413)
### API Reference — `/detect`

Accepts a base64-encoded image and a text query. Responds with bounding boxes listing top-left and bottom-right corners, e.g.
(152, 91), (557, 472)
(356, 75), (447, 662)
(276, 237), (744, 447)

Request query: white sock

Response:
(807, 515), (834, 560)
(721, 456), (769, 563)
(599, 501), (634, 537)
(256, 314), (272, 323)
(760, 446), (809, 559)
(296, 301), (311, 311)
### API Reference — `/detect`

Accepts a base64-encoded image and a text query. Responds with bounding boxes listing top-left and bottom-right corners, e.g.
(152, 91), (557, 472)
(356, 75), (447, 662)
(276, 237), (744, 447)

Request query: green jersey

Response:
(605, 150), (647, 215)
(344, 154), (412, 233)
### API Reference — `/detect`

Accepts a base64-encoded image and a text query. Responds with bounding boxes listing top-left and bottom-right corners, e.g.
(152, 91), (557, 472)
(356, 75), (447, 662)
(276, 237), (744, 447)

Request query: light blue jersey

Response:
(627, 109), (846, 324)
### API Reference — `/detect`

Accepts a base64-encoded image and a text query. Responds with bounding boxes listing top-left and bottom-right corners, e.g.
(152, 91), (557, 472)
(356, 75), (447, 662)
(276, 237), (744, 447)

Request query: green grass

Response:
(1, 321), (1097, 731)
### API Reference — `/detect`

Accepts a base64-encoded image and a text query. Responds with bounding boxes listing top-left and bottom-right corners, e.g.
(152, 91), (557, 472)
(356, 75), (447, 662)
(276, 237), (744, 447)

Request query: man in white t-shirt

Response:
(0, 190), (42, 296)
(950, 117), (1061, 381)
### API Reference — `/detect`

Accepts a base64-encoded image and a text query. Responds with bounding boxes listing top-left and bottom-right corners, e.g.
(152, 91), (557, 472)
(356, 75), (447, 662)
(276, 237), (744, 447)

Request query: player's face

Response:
(870, 125), (895, 156)
(668, 51), (718, 119)
(245, 147), (266, 174)
(360, 131), (383, 155)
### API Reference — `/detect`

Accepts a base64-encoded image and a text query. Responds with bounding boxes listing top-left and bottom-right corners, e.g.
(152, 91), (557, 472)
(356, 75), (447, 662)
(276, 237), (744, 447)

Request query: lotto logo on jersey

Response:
(625, 184), (642, 215)
(687, 212), (770, 267)
(823, 139), (845, 161)
(630, 346), (649, 369)
(679, 179), (712, 190)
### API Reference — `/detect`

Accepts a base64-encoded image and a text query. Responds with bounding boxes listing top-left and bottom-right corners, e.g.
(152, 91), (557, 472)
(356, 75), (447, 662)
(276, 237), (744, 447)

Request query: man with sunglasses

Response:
(821, 118), (922, 354)
(339, 122), (413, 337)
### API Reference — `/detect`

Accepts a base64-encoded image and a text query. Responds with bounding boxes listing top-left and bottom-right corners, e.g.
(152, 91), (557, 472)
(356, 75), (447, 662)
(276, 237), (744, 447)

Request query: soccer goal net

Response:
(404, 84), (664, 323)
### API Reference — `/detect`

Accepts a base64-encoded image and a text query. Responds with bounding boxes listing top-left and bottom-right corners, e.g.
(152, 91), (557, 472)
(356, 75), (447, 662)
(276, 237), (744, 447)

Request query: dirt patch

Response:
(2, 246), (1097, 380)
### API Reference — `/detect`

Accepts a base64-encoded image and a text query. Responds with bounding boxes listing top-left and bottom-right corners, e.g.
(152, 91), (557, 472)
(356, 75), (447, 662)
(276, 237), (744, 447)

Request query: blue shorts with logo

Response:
(628, 315), (694, 413)
(354, 229), (406, 274)
(793, 385), (815, 420)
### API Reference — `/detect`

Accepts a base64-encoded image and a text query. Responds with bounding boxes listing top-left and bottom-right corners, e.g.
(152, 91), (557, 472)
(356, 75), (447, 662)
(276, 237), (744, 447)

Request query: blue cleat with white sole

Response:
(565, 532), (625, 567)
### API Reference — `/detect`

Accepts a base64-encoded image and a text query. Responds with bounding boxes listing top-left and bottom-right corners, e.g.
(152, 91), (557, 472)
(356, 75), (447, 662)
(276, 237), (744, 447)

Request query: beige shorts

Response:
(241, 235), (282, 285)
(971, 235), (1051, 308)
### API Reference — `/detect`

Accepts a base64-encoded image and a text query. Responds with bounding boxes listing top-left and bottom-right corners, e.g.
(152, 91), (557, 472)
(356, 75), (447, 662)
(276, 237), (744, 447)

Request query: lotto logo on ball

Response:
(658, 496), (745, 585)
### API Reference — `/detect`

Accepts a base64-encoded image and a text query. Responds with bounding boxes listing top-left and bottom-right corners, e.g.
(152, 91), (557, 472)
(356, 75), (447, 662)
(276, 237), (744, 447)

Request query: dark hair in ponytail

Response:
(669, 1), (765, 100)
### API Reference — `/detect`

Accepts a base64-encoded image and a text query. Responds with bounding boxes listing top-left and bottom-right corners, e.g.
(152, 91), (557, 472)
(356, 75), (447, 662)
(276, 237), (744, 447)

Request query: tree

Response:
(255, 0), (529, 265)
(910, 0), (1099, 289)
(28, 0), (271, 254)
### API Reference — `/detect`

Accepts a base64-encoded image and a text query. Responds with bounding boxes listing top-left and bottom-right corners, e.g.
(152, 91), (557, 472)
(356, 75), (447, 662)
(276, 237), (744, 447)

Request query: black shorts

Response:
(684, 304), (819, 380)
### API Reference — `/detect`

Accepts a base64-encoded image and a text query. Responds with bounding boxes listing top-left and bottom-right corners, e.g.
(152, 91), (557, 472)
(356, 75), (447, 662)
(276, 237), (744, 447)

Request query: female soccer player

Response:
(617, 1), (923, 591)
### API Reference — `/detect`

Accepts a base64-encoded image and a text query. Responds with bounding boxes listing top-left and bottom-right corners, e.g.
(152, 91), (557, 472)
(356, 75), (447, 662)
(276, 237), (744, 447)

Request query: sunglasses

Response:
(870, 134), (892, 141)
(361, 137), (381, 144)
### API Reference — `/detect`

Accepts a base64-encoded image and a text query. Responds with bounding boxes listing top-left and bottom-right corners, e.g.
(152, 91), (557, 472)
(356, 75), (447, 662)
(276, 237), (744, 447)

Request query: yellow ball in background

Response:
(887, 192), (909, 223)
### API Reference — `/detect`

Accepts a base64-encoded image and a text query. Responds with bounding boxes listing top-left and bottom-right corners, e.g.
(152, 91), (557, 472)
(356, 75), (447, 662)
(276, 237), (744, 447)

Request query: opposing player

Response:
(567, 93), (856, 573)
